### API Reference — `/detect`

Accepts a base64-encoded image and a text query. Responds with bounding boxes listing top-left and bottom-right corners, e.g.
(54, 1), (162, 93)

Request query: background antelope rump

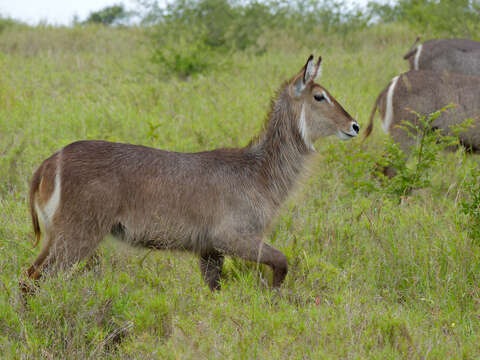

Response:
(366, 70), (480, 147)
(364, 38), (480, 176)
(404, 38), (480, 75)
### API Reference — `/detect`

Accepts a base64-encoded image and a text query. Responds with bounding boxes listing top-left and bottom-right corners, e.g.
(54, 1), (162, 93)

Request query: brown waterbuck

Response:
(404, 37), (480, 75)
(24, 55), (359, 292)
(365, 70), (480, 176)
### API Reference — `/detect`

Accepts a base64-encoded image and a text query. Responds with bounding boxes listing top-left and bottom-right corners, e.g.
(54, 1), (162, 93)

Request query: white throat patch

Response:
(299, 104), (315, 151)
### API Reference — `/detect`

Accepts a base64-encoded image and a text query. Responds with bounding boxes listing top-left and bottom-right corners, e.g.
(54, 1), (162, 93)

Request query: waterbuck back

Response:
(24, 55), (359, 292)
(404, 38), (480, 75)
(365, 70), (480, 175)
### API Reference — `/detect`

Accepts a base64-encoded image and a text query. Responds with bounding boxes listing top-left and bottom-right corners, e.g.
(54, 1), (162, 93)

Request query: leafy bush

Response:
(379, 106), (480, 200)
(378, 107), (460, 196)
(151, 30), (215, 78)
(144, 0), (370, 76)
(84, 4), (130, 25)
(149, 18), (217, 77)
(339, 106), (468, 199)
(0, 16), (24, 33)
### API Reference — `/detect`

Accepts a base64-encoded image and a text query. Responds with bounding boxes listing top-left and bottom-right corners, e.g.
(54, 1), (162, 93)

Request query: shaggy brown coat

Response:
(25, 56), (358, 291)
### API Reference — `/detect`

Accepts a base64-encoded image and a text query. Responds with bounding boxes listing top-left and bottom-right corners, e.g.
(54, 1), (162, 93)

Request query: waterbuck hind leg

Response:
(20, 228), (57, 296)
(199, 250), (224, 291)
(220, 239), (288, 288)
(28, 219), (108, 283)
(45, 235), (105, 276)
(25, 229), (55, 280)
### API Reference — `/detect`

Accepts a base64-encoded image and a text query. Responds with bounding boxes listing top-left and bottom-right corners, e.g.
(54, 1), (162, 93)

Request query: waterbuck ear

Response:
(293, 55), (314, 97)
(304, 55), (316, 83)
(314, 56), (322, 81)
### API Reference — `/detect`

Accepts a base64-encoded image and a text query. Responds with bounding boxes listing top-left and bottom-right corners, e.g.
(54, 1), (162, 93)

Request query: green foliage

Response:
(368, 0), (480, 38)
(460, 165), (480, 244)
(337, 106), (464, 199)
(151, 26), (216, 77)
(367, 1), (401, 23)
(380, 106), (459, 197)
(84, 4), (130, 25)
(148, 0), (281, 76)
(145, 0), (370, 76)
(0, 17), (23, 33)
(401, 0), (480, 38)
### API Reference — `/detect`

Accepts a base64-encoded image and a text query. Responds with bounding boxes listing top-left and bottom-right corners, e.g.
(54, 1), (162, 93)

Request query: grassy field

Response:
(0, 23), (479, 359)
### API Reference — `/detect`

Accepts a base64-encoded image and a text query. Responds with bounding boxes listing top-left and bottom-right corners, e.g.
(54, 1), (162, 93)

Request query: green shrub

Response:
(84, 4), (130, 25)
(339, 106), (468, 199)
(0, 16), (24, 33)
(144, 0), (371, 76)
(380, 106), (464, 197)
(150, 22), (217, 77)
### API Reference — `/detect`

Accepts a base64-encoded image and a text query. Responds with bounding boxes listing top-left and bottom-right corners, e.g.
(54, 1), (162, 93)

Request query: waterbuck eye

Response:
(314, 94), (325, 102)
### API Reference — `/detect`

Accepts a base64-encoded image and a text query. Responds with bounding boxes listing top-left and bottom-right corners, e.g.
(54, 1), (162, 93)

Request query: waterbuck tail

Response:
(363, 89), (385, 140)
(29, 166), (42, 247)
(403, 36), (421, 59)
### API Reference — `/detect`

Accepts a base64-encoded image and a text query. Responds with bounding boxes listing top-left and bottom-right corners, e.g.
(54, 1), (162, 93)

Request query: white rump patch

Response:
(414, 44), (423, 70)
(299, 104), (315, 151)
(322, 91), (332, 105)
(383, 75), (400, 133)
(36, 168), (61, 225)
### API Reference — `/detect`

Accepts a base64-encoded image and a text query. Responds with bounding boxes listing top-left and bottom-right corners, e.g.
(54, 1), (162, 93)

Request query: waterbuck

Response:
(365, 70), (480, 176)
(404, 37), (480, 75)
(24, 55), (359, 292)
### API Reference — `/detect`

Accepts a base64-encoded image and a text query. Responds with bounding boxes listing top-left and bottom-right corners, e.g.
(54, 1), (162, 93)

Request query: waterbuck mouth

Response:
(337, 130), (358, 140)
(337, 122), (360, 140)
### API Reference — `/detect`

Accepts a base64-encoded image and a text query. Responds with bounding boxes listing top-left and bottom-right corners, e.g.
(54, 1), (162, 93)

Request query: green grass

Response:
(1, 23), (479, 359)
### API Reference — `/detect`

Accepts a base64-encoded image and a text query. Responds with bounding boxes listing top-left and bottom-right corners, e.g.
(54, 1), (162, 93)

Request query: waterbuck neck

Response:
(248, 87), (313, 206)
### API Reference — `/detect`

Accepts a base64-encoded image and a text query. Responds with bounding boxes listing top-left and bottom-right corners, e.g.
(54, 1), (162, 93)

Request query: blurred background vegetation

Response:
(2, 0), (479, 77)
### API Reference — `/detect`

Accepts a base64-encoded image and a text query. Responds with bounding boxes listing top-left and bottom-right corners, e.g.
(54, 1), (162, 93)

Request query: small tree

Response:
(84, 4), (129, 25)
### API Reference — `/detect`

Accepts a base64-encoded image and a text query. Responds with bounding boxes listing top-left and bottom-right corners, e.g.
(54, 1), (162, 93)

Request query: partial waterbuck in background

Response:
(404, 37), (480, 75)
(24, 55), (359, 292)
(365, 70), (480, 176)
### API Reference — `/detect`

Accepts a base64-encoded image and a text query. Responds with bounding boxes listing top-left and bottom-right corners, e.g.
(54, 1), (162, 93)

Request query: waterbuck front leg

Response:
(219, 238), (288, 288)
(199, 250), (224, 291)
(258, 242), (288, 288)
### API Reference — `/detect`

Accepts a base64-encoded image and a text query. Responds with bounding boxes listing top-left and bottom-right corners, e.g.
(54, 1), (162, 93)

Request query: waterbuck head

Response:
(291, 55), (359, 147)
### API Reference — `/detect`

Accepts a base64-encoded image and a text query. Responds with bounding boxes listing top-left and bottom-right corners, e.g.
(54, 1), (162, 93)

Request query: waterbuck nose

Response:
(352, 122), (360, 134)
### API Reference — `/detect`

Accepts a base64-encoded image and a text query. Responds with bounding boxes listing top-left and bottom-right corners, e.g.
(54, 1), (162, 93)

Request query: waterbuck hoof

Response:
(19, 279), (38, 297)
